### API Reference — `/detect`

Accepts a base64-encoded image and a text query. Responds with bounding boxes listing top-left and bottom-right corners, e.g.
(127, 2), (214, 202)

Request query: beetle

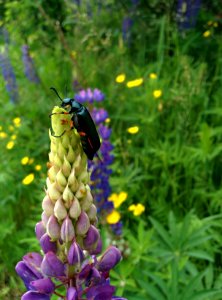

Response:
(50, 87), (101, 160)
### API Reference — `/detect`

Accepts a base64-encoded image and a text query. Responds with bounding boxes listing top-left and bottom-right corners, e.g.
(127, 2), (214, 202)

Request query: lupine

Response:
(22, 45), (40, 83)
(0, 49), (18, 103)
(74, 88), (123, 236)
(177, 0), (202, 30)
(16, 106), (127, 300)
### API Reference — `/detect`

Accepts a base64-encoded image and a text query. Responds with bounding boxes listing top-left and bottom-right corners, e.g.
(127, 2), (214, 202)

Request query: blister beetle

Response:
(50, 87), (101, 160)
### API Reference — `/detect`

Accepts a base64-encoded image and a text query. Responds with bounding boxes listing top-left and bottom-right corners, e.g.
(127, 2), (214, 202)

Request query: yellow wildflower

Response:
(11, 134), (17, 140)
(158, 102), (163, 112)
(22, 173), (34, 185)
(0, 132), (7, 138)
(105, 118), (111, 124)
(127, 139), (132, 144)
(213, 22), (218, 27)
(0, 126), (2, 130)
(128, 203), (145, 216)
(108, 192), (128, 208)
(106, 210), (121, 224)
(203, 30), (211, 38)
(115, 74), (126, 83)
(35, 164), (42, 171)
(127, 126), (139, 134)
(6, 141), (14, 150)
(126, 78), (143, 88)
(28, 158), (34, 164)
(8, 125), (14, 131)
(21, 156), (30, 165)
(207, 21), (213, 26)
(149, 73), (157, 79)
(71, 51), (77, 59)
(153, 89), (162, 99)
(13, 117), (21, 127)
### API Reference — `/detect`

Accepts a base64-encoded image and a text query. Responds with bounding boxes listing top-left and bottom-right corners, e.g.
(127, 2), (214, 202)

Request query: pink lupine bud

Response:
(87, 204), (97, 221)
(62, 156), (71, 177)
(97, 246), (121, 272)
(80, 189), (93, 211)
(83, 225), (100, 251)
(67, 145), (75, 163)
(35, 221), (46, 240)
(41, 251), (65, 277)
(40, 233), (57, 254)
(61, 216), (75, 243)
(54, 197), (67, 220)
(42, 195), (54, 216)
(69, 197), (81, 219)
(76, 211), (90, 236)
(46, 215), (60, 240)
(67, 241), (84, 265)
(41, 212), (49, 227)
(56, 169), (67, 186)
(66, 287), (78, 300)
(48, 182), (61, 202)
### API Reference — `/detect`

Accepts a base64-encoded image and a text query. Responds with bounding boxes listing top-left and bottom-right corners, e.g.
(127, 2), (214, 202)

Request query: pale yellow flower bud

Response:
(63, 184), (74, 204)
(42, 195), (55, 216)
(67, 145), (76, 163)
(62, 156), (72, 177)
(54, 197), (68, 220)
(69, 197), (81, 219)
(75, 183), (87, 198)
(48, 182), (61, 202)
(56, 169), (67, 187)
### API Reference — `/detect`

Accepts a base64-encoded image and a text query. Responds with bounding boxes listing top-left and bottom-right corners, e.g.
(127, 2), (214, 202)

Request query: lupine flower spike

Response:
(16, 106), (127, 300)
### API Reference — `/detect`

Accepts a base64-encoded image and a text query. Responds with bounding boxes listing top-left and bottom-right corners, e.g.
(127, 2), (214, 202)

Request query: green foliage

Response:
(1, 0), (222, 299)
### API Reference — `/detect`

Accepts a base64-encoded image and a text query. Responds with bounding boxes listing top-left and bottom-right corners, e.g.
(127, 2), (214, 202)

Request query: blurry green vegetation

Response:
(1, 0), (222, 299)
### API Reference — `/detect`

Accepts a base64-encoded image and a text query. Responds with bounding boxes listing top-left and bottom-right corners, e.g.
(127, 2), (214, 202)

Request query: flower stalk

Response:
(16, 106), (126, 300)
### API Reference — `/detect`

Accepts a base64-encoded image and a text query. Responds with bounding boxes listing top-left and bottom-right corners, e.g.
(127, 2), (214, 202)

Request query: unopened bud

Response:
(61, 216), (75, 243)
(97, 246), (121, 272)
(41, 251), (65, 277)
(62, 156), (71, 177)
(83, 225), (100, 251)
(87, 204), (97, 221)
(35, 221), (46, 240)
(58, 143), (66, 159)
(75, 183), (86, 198)
(67, 145), (76, 163)
(66, 287), (78, 300)
(75, 211), (90, 236)
(56, 169), (67, 187)
(54, 197), (67, 220)
(67, 241), (84, 265)
(69, 197), (81, 219)
(40, 234), (57, 254)
(48, 182), (61, 202)
(46, 215), (60, 240)
(63, 184), (73, 205)
(80, 190), (93, 211)
(48, 166), (57, 182)
(42, 195), (54, 216)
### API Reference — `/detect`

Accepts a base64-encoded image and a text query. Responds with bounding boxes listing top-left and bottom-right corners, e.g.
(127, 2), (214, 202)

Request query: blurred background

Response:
(1, 0), (222, 299)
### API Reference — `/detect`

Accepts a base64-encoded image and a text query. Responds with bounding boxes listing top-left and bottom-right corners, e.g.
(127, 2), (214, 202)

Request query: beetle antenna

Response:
(50, 87), (63, 102)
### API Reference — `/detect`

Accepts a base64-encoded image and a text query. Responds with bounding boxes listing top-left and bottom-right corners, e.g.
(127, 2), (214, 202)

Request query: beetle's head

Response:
(61, 98), (72, 109)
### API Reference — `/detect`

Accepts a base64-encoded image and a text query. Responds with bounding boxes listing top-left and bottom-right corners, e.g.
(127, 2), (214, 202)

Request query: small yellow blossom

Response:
(126, 78), (143, 88)
(158, 102), (163, 112)
(203, 30), (211, 38)
(21, 156), (30, 165)
(13, 117), (21, 127)
(71, 51), (77, 59)
(115, 74), (126, 83)
(105, 118), (111, 124)
(0, 126), (2, 130)
(28, 158), (34, 164)
(35, 164), (42, 171)
(6, 141), (14, 150)
(213, 22), (218, 27)
(149, 73), (157, 79)
(11, 134), (17, 140)
(8, 125), (14, 131)
(0, 132), (7, 138)
(22, 173), (34, 185)
(106, 210), (121, 224)
(108, 192), (128, 208)
(128, 203), (145, 216)
(127, 126), (139, 134)
(127, 139), (132, 144)
(153, 89), (162, 99)
(207, 21), (213, 26)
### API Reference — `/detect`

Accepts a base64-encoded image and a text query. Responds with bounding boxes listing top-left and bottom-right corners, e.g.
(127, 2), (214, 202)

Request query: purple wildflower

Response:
(177, 0), (202, 30)
(75, 88), (105, 103)
(0, 49), (18, 104)
(22, 45), (40, 83)
(122, 17), (133, 45)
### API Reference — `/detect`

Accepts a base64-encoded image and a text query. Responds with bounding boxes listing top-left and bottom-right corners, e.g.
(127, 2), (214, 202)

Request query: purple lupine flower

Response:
(16, 105), (126, 299)
(177, 0), (202, 30)
(75, 88), (105, 103)
(22, 45), (40, 83)
(122, 17), (133, 45)
(0, 49), (18, 103)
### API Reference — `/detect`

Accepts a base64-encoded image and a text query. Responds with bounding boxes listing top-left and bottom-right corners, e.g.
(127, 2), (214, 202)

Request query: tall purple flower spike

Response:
(16, 105), (127, 299)
(22, 45), (40, 83)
